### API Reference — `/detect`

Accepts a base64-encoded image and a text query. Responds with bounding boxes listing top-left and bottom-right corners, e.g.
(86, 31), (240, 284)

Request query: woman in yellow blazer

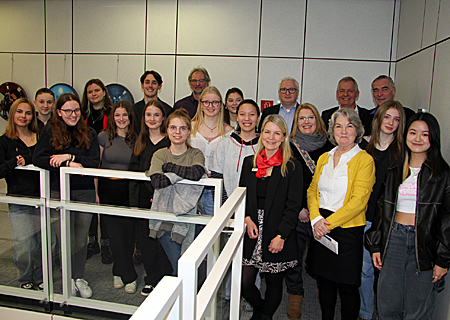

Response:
(306, 108), (375, 320)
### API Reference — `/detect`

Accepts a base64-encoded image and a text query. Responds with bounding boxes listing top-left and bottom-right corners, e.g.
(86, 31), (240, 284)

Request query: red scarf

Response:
(255, 148), (283, 178)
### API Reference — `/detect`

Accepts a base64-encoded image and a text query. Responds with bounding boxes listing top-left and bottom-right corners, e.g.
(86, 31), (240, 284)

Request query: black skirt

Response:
(306, 208), (364, 285)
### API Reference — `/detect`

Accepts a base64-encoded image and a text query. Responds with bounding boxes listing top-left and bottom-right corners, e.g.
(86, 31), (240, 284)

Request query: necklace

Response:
(203, 122), (218, 132)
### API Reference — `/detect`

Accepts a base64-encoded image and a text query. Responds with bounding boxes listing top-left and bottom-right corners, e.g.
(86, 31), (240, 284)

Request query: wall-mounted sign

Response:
(0, 82), (27, 120)
(106, 83), (134, 105)
(50, 83), (79, 102)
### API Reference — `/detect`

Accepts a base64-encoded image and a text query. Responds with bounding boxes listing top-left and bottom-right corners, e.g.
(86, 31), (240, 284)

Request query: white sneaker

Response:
(75, 278), (92, 298)
(114, 276), (124, 289)
(71, 279), (78, 296)
(124, 280), (137, 294)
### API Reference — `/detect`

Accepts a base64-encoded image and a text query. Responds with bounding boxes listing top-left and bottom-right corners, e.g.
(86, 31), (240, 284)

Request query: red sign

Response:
(260, 100), (273, 111)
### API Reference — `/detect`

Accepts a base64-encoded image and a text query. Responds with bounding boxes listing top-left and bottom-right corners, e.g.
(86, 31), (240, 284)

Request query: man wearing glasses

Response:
(258, 77), (300, 134)
(321, 76), (372, 134)
(173, 66), (211, 118)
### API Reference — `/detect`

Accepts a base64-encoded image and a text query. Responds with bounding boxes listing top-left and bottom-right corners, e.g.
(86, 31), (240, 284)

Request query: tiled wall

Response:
(0, 0), (398, 116)
(394, 0), (450, 160)
(394, 1), (450, 316)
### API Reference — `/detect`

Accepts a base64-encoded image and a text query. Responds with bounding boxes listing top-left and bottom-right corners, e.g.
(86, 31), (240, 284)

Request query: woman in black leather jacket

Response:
(366, 112), (450, 319)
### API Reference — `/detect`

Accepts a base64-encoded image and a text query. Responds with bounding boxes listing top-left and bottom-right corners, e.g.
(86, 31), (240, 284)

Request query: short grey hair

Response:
(188, 66), (211, 83)
(371, 75), (395, 89)
(279, 77), (299, 89)
(337, 76), (358, 93)
(328, 108), (365, 145)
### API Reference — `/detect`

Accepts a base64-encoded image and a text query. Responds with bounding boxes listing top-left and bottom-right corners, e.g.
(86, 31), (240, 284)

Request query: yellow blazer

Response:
(307, 149), (375, 230)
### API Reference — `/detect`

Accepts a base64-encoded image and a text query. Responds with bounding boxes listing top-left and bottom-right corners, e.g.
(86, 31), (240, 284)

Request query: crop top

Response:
(396, 167), (420, 214)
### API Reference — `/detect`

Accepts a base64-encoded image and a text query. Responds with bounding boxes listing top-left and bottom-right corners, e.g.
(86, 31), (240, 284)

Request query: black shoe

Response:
(141, 284), (154, 296)
(86, 236), (100, 260)
(101, 245), (113, 264)
(20, 282), (34, 290)
(133, 249), (142, 265)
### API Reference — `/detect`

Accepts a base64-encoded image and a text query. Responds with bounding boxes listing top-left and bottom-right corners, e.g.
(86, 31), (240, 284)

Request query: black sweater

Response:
(32, 123), (100, 191)
(0, 135), (39, 197)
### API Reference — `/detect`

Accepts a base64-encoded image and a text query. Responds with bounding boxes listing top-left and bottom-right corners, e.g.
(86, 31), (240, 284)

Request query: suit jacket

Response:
(132, 98), (173, 133)
(258, 103), (297, 133)
(322, 105), (372, 135)
(239, 155), (303, 263)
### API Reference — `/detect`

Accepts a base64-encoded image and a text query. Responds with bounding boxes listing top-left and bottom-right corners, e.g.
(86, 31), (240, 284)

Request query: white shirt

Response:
(311, 144), (362, 227)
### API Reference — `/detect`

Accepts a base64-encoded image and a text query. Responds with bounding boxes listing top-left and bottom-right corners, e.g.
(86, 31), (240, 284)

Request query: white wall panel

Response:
(305, 0), (394, 61)
(145, 55), (176, 105)
(302, 59), (390, 113)
(394, 47), (434, 112)
(436, 0), (450, 42)
(11, 54), (46, 100)
(257, 58), (302, 104)
(176, 0), (260, 56)
(396, 0), (425, 59)
(0, 54), (13, 85)
(259, 0), (306, 58)
(73, 0), (146, 54)
(146, 0), (177, 54)
(46, 0), (72, 53)
(422, 0), (440, 48)
(429, 40), (450, 162)
(0, 1), (45, 53)
(46, 54), (73, 89)
(174, 56), (258, 103)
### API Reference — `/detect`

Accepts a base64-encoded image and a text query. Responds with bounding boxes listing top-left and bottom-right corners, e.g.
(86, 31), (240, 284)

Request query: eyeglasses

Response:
(60, 108), (81, 116)
(190, 79), (206, 84)
(298, 116), (315, 122)
(279, 88), (298, 94)
(168, 125), (189, 133)
(201, 100), (221, 108)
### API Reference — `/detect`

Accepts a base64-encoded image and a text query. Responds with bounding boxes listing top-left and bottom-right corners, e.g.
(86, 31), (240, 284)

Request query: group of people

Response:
(1, 66), (449, 320)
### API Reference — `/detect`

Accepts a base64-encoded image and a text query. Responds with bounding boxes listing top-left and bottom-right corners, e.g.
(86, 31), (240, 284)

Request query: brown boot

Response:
(287, 294), (303, 320)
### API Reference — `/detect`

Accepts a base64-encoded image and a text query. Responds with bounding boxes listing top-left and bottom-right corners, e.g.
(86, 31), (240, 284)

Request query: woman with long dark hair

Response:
(129, 100), (172, 295)
(81, 78), (113, 263)
(33, 93), (100, 298)
(366, 112), (450, 319)
(223, 87), (244, 130)
(96, 101), (139, 293)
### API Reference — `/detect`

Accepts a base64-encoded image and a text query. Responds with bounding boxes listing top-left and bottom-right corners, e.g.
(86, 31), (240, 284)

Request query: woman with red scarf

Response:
(239, 114), (303, 320)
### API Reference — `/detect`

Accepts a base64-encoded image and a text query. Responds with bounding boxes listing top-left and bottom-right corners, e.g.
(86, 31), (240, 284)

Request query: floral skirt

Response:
(243, 209), (297, 273)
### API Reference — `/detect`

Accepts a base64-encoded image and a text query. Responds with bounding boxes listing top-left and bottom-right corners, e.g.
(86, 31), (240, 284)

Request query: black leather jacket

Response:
(365, 159), (450, 272)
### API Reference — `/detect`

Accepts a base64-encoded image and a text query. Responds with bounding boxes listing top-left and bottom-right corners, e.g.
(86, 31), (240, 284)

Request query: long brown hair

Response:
(81, 79), (112, 118)
(50, 93), (92, 150)
(5, 98), (39, 139)
(133, 100), (166, 157)
(106, 101), (137, 148)
(367, 100), (405, 157)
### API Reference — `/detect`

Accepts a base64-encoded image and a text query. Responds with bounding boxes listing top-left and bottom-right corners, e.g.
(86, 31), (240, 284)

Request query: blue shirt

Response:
(279, 103), (298, 134)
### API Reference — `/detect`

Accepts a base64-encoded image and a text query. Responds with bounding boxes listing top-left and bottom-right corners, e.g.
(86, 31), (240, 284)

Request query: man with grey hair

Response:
(321, 76), (372, 134)
(369, 75), (415, 121)
(173, 66), (210, 118)
(258, 77), (299, 134)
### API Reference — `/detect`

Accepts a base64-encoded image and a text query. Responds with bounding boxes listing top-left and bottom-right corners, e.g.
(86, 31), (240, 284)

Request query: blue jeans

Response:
(359, 221), (375, 319)
(199, 188), (214, 216)
(159, 232), (181, 276)
(9, 204), (43, 284)
(378, 222), (440, 320)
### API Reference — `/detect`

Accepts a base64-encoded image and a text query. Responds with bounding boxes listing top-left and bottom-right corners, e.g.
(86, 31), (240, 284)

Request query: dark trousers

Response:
(285, 220), (312, 296)
(136, 218), (172, 285)
(98, 178), (137, 284)
(317, 275), (360, 320)
(242, 266), (286, 317)
(88, 212), (108, 240)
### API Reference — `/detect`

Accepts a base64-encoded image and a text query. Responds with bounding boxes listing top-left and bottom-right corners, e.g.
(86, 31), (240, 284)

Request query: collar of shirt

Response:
(280, 102), (298, 113)
(328, 144), (362, 162)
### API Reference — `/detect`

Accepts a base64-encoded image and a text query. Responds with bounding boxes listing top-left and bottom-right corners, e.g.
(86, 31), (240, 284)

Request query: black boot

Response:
(86, 236), (100, 260)
(100, 239), (113, 264)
